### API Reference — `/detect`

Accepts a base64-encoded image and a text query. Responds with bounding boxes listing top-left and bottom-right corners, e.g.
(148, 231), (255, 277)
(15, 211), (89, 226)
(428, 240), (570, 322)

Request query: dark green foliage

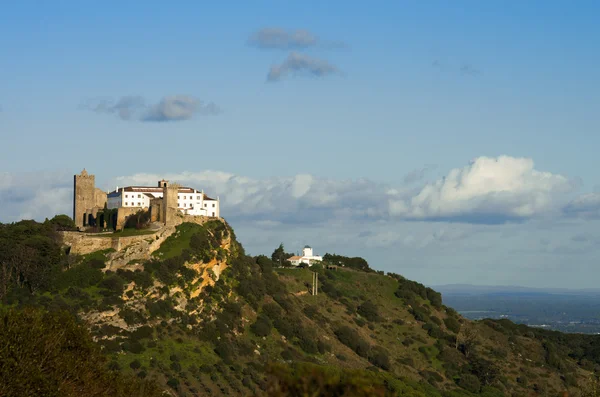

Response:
(130, 359), (141, 370)
(322, 253), (371, 272)
(46, 214), (77, 231)
(271, 243), (293, 266)
(357, 300), (381, 322)
(335, 326), (370, 358)
(444, 317), (461, 333)
(120, 307), (145, 326)
(0, 307), (162, 397)
(458, 373), (481, 393)
(369, 346), (392, 370)
(215, 339), (235, 364)
(122, 339), (145, 354)
(303, 304), (319, 318)
(146, 298), (178, 318)
(167, 377), (180, 390)
(130, 325), (153, 340)
(251, 314), (272, 337)
(99, 274), (126, 295)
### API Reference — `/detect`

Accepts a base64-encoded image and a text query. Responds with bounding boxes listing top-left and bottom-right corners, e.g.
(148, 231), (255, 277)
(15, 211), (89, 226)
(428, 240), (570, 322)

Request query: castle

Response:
(73, 169), (220, 230)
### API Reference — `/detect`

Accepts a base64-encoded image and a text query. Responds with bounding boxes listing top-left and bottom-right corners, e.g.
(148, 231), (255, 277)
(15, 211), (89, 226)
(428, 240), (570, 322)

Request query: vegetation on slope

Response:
(2, 216), (600, 396)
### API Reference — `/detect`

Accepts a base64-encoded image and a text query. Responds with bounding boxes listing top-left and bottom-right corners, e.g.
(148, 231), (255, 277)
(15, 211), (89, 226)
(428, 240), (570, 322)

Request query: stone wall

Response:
(115, 207), (142, 231)
(149, 198), (162, 222)
(94, 187), (107, 208)
(60, 232), (114, 255)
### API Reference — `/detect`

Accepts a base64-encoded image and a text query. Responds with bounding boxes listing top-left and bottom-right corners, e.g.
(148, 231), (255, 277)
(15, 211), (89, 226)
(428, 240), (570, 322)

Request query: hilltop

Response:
(2, 216), (600, 396)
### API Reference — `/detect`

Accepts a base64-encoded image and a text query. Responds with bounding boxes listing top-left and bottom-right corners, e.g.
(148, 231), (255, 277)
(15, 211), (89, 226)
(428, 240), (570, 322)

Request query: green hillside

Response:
(2, 216), (600, 396)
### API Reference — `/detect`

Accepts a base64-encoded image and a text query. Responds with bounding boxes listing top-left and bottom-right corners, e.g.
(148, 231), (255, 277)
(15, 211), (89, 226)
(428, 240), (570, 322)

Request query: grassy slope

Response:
(3, 220), (597, 397)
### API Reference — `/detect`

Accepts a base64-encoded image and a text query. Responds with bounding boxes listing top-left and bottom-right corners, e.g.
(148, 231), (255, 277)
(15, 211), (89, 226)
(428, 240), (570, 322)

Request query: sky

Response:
(1, 1), (599, 289)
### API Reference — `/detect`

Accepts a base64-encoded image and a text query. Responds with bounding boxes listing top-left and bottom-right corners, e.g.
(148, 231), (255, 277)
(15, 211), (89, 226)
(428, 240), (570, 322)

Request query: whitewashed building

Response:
(288, 245), (323, 267)
(107, 183), (220, 217)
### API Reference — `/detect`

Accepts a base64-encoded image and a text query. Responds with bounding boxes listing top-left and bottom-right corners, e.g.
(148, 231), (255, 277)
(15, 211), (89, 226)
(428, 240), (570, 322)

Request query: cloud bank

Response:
(0, 156), (579, 227)
(267, 52), (339, 82)
(389, 156), (575, 223)
(81, 95), (220, 122)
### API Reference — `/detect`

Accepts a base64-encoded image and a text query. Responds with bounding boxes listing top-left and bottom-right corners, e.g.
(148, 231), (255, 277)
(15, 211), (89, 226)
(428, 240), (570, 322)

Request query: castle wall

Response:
(150, 198), (162, 222)
(115, 207), (142, 231)
(94, 188), (107, 209)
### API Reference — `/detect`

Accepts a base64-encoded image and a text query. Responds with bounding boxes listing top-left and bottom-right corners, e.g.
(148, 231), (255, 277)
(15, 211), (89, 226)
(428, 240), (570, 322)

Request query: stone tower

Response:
(162, 181), (180, 226)
(73, 169), (96, 229)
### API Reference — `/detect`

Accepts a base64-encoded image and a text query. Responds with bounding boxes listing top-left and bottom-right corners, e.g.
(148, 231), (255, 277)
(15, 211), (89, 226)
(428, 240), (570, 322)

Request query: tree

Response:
(456, 324), (478, 358)
(0, 307), (163, 397)
(271, 243), (292, 267)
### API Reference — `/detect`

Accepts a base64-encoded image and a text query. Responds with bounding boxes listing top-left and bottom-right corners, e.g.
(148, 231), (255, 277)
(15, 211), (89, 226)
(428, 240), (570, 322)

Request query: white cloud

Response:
(389, 156), (575, 223)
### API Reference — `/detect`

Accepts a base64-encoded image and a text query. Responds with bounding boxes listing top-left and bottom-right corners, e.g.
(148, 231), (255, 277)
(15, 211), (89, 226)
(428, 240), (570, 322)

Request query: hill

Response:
(2, 216), (600, 396)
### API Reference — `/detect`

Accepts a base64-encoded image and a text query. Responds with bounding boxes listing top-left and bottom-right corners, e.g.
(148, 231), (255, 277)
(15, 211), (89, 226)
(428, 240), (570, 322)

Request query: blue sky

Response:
(1, 1), (599, 288)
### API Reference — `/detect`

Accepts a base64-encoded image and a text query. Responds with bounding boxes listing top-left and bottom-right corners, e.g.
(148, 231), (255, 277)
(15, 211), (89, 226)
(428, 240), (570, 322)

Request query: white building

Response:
(288, 245), (323, 267)
(107, 182), (220, 217)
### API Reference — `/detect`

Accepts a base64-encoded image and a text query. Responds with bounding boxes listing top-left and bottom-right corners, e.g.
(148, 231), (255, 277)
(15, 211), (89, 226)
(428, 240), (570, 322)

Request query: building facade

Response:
(288, 245), (323, 266)
(106, 181), (220, 217)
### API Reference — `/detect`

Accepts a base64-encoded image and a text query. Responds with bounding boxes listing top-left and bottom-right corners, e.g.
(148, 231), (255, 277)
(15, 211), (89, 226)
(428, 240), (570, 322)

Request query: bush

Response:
(130, 359), (141, 370)
(357, 301), (381, 322)
(167, 377), (180, 390)
(334, 326), (370, 358)
(251, 315), (272, 337)
(368, 346), (391, 370)
(458, 373), (481, 393)
(444, 317), (461, 333)
(122, 339), (145, 354)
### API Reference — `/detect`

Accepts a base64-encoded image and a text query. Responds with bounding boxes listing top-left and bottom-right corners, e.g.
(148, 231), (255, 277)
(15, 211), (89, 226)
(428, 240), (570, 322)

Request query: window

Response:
(197, 196), (200, 200)
(212, 203), (215, 207)
(204, 204), (207, 207)
(189, 203), (192, 207)
(125, 195), (128, 198)
(184, 196), (187, 199)
(212, 212), (215, 217)
(138, 194), (141, 198)
(125, 202), (128, 206)
(138, 202), (141, 206)
(178, 195), (180, 199)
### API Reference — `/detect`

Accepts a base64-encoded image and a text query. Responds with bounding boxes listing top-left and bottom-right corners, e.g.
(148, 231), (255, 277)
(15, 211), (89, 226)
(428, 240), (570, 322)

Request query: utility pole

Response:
(312, 271), (318, 296)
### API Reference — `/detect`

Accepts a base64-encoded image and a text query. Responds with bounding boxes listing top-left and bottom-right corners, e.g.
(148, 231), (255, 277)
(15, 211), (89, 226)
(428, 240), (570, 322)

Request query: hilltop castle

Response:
(73, 169), (220, 230)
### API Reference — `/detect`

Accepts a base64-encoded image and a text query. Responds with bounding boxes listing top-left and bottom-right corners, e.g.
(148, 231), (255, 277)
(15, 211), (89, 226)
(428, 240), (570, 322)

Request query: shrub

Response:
(251, 315), (272, 337)
(444, 317), (461, 333)
(334, 326), (370, 358)
(357, 301), (381, 322)
(98, 274), (126, 295)
(167, 377), (180, 390)
(458, 373), (481, 393)
(368, 346), (391, 370)
(130, 359), (141, 370)
(122, 339), (145, 354)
